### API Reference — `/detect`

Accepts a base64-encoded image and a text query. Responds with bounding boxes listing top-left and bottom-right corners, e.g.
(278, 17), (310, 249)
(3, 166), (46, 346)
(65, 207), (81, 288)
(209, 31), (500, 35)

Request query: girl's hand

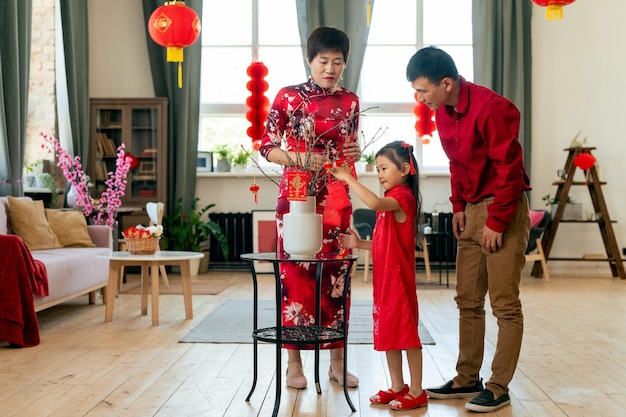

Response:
(330, 166), (351, 182)
(338, 228), (360, 249)
(342, 141), (361, 158)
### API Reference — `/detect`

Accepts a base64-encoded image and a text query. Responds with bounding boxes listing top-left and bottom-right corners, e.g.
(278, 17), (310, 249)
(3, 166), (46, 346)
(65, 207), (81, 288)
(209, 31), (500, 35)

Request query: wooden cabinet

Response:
(88, 98), (168, 211)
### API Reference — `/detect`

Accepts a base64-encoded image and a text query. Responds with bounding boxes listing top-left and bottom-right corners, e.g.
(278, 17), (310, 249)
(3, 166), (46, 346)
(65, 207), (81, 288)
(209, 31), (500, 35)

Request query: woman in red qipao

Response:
(259, 26), (361, 390)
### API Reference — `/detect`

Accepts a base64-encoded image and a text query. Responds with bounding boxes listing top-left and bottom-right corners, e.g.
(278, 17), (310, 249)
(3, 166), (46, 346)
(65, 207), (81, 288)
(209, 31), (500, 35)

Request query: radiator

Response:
(209, 212), (253, 269)
(424, 212), (457, 265)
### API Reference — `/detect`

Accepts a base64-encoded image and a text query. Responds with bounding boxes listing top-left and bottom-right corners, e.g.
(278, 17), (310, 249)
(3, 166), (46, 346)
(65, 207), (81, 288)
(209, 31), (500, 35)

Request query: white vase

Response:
(66, 185), (77, 208)
(283, 196), (323, 259)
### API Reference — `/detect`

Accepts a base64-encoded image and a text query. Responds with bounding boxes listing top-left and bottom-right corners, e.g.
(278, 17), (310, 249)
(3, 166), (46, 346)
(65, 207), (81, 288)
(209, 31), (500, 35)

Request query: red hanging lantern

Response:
(246, 62), (269, 150)
(530, 0), (576, 20)
(413, 93), (436, 145)
(148, 1), (201, 88)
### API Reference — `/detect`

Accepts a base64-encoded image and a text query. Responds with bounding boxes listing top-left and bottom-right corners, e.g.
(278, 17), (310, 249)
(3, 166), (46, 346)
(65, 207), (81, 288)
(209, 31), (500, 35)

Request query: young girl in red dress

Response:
(331, 140), (427, 410)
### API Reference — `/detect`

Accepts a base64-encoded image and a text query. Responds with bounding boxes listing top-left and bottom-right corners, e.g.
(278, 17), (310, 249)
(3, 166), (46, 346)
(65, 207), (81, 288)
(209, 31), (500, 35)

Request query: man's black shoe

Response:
(465, 389), (511, 413)
(425, 378), (483, 399)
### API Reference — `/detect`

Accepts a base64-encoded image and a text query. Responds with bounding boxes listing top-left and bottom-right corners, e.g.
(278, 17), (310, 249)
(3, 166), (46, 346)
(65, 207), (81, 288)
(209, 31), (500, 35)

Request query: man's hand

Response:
(482, 225), (503, 252)
(452, 212), (465, 239)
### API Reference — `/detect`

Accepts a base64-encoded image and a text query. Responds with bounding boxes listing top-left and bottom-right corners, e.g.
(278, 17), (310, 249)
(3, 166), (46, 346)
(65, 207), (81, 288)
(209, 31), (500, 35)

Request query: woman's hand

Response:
(342, 141), (361, 159)
(338, 228), (360, 249)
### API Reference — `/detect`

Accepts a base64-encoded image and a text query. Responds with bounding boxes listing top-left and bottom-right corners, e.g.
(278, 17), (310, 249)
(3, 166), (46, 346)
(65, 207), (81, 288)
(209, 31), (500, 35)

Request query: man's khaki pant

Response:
(453, 194), (530, 398)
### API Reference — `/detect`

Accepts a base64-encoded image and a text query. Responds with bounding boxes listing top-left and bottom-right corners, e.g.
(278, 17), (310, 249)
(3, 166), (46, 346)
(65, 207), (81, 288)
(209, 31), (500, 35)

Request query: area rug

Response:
(179, 299), (435, 345)
(119, 274), (232, 295)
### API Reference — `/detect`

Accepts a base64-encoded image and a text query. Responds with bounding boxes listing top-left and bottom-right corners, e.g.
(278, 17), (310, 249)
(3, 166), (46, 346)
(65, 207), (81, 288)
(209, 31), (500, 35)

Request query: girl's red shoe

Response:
(389, 390), (428, 410)
(369, 384), (410, 404)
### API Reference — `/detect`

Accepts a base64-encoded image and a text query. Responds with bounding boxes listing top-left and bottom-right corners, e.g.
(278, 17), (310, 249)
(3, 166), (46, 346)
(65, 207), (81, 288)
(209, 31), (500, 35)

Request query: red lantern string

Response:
(530, 0), (576, 20)
(324, 161), (333, 182)
(147, 2), (201, 88)
(246, 62), (269, 149)
(573, 152), (596, 184)
(413, 95), (436, 144)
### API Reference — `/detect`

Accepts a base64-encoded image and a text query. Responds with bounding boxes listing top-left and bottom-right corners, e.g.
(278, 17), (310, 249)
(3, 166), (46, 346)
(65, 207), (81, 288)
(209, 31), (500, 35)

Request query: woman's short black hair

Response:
(307, 26), (350, 63)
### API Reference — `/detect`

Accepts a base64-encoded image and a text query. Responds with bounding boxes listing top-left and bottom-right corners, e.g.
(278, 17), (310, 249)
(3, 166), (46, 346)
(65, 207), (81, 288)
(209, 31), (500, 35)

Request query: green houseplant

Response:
(361, 151), (376, 171)
(162, 198), (230, 258)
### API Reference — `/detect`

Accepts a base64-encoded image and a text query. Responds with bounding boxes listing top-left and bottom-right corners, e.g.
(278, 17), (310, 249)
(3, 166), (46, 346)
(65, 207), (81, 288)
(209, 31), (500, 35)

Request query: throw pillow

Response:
(529, 209), (545, 228)
(45, 209), (95, 247)
(7, 196), (62, 250)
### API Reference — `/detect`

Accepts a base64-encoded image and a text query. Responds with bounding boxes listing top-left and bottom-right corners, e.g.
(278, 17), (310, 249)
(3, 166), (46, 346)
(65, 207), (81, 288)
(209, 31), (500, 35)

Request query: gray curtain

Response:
(472, 0), (533, 176)
(142, 0), (203, 215)
(296, 0), (373, 93)
(58, 0), (90, 162)
(0, 0), (32, 197)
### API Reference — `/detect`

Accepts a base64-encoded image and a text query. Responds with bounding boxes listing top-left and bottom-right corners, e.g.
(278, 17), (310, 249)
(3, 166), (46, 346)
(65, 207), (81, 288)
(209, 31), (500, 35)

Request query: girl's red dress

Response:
(371, 185), (422, 351)
(259, 78), (360, 350)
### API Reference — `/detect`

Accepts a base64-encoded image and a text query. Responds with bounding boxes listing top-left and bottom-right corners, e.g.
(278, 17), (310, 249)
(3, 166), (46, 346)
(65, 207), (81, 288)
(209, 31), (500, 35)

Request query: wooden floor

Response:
(2, 264), (626, 417)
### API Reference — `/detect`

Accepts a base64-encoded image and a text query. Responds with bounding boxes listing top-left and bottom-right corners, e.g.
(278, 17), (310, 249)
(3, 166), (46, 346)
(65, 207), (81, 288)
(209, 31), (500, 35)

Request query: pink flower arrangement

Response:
(41, 132), (131, 227)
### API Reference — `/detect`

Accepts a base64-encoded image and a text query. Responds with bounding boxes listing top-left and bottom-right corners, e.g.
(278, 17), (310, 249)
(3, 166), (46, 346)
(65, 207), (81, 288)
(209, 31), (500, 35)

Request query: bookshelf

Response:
(89, 97), (168, 231)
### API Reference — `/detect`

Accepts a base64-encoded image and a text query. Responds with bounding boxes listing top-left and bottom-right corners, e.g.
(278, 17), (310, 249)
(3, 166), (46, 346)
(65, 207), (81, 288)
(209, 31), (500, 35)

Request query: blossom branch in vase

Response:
(41, 132), (131, 227)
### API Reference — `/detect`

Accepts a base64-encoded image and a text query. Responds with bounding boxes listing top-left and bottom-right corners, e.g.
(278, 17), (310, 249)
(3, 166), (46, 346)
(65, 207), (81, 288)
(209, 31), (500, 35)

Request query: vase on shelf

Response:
(282, 196), (322, 259)
(66, 185), (77, 208)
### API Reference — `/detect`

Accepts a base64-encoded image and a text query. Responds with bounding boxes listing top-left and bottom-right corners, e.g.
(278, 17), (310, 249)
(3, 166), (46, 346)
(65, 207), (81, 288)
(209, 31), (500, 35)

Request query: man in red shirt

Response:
(406, 46), (531, 413)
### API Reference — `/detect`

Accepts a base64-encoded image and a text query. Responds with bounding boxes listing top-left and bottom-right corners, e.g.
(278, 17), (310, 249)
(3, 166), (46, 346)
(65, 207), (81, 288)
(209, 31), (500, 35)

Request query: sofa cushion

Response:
(45, 209), (95, 247)
(6, 196), (62, 250)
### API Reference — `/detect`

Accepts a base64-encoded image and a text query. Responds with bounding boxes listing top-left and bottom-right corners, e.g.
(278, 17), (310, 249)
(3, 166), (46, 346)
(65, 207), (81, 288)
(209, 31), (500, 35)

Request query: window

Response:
(198, 0), (472, 173)
(360, 0), (473, 172)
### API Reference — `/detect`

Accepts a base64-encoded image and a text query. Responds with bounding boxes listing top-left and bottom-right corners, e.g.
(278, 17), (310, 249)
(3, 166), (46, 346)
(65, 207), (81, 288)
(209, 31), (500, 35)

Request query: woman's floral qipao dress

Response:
(259, 78), (359, 349)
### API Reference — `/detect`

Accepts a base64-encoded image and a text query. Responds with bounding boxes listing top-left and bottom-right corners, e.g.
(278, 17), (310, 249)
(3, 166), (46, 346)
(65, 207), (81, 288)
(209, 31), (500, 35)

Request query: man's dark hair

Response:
(406, 46), (459, 84)
(307, 26), (350, 63)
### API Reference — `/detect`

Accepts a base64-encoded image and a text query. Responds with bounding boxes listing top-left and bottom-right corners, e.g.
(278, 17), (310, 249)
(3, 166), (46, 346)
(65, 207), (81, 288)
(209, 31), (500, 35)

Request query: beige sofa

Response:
(0, 197), (112, 312)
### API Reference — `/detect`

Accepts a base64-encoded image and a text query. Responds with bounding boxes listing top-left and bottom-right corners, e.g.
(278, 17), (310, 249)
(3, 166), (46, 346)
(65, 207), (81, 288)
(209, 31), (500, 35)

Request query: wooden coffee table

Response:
(98, 251), (204, 325)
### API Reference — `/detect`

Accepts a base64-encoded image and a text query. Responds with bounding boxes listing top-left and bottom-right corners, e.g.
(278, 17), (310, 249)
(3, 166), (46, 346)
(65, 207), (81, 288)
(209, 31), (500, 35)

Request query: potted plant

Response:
(213, 144), (232, 172)
(24, 160), (42, 187)
(542, 193), (582, 220)
(162, 198), (230, 272)
(37, 173), (58, 207)
(231, 147), (250, 172)
(360, 151), (376, 172)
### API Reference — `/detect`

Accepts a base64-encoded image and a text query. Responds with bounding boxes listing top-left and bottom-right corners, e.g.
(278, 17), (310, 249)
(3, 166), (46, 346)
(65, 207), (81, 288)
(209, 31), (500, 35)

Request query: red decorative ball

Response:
(573, 153), (596, 170)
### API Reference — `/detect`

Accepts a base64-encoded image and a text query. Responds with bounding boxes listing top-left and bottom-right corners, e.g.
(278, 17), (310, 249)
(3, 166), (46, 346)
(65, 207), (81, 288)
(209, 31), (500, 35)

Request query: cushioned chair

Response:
(526, 209), (551, 282)
(352, 208), (432, 282)
(415, 227), (432, 282)
(352, 208), (376, 282)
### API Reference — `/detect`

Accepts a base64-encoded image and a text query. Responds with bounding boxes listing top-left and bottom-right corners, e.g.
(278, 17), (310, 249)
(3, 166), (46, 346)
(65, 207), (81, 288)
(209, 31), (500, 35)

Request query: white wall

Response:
(88, 0), (626, 272)
(88, 0), (154, 97)
(531, 0), (626, 261)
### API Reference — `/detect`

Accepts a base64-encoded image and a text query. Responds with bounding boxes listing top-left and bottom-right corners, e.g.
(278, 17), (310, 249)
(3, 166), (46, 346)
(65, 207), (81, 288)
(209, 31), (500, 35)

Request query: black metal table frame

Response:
(240, 252), (358, 417)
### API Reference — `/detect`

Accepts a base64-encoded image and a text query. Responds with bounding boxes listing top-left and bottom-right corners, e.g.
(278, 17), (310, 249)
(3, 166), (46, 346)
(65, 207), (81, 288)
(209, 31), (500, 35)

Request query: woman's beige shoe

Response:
(328, 365), (359, 388)
(286, 359), (307, 389)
